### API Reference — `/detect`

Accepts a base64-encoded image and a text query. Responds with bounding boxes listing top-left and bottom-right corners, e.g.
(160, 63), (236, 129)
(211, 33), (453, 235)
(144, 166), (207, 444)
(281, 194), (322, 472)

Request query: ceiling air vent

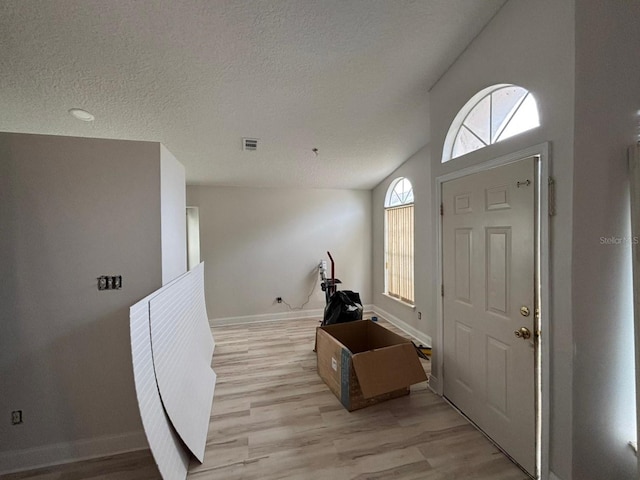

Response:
(242, 138), (259, 151)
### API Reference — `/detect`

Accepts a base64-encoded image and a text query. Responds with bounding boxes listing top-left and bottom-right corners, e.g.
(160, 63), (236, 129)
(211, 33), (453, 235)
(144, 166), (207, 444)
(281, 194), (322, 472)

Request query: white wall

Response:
(572, 2), (640, 479)
(0, 133), (165, 471)
(160, 145), (187, 285)
(186, 186), (372, 321)
(372, 145), (432, 333)
(428, 1), (575, 478)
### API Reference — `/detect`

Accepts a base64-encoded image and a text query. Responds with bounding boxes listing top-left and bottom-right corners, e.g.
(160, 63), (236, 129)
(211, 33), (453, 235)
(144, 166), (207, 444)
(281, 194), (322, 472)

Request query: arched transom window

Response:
(442, 84), (540, 162)
(385, 177), (414, 207)
(384, 177), (414, 305)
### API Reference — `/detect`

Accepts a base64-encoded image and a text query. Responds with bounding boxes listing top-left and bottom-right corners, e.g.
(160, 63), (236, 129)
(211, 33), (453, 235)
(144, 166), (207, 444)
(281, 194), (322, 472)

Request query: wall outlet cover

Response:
(11, 410), (22, 425)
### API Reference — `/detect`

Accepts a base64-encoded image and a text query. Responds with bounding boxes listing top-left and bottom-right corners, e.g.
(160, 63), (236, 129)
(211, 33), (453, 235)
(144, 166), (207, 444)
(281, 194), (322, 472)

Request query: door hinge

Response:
(548, 176), (556, 216)
(440, 203), (444, 216)
(441, 284), (444, 297)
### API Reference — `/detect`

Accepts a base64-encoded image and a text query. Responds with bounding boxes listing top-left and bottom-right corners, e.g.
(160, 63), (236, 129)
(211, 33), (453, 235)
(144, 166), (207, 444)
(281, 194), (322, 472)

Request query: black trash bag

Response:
(322, 290), (363, 326)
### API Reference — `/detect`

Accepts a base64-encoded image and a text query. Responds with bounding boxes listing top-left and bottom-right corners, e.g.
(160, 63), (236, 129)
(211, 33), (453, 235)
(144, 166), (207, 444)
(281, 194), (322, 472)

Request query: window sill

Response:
(382, 293), (416, 310)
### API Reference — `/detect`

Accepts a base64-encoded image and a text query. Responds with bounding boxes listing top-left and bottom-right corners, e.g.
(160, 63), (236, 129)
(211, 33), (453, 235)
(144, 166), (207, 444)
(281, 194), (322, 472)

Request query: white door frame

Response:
(434, 142), (550, 480)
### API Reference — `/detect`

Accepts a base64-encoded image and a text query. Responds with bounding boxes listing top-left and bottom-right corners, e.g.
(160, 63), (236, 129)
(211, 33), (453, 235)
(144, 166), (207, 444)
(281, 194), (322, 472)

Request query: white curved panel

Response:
(130, 300), (189, 480)
(149, 263), (215, 462)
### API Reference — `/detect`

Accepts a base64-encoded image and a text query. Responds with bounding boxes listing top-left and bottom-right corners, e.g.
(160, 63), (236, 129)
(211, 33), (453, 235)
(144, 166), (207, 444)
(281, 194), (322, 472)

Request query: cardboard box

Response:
(316, 320), (428, 411)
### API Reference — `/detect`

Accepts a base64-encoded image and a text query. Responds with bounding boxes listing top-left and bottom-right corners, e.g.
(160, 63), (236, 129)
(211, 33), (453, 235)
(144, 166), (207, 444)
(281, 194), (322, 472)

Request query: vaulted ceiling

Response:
(0, 1), (505, 189)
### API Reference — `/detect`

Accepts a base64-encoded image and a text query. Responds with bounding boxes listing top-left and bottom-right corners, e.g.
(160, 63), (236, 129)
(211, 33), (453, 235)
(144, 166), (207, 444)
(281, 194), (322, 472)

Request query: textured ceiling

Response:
(0, 0), (505, 189)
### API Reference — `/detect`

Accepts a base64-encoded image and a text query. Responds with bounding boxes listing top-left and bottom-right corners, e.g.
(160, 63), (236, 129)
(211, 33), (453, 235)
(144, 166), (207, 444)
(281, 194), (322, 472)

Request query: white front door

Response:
(442, 156), (536, 475)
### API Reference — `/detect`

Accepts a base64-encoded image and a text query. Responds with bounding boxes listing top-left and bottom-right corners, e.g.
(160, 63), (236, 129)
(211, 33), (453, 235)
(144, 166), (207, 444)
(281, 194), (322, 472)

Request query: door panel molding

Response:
(485, 227), (511, 316)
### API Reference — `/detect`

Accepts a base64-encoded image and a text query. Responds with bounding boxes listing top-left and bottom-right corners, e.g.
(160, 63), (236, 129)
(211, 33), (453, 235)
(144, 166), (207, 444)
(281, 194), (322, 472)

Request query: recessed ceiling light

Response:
(69, 108), (95, 122)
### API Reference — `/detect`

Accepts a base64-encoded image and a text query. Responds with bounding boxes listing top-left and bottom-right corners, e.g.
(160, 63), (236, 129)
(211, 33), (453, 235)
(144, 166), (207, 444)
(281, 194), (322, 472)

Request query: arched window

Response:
(442, 84), (540, 162)
(384, 177), (414, 305)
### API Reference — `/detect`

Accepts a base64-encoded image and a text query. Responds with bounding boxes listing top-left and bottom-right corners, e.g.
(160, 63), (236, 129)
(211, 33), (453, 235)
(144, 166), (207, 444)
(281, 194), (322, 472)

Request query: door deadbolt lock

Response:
(514, 327), (532, 340)
(520, 306), (530, 317)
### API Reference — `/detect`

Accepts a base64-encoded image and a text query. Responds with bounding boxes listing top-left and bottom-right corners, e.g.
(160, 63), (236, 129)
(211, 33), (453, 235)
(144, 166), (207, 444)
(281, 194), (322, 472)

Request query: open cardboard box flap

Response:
(351, 342), (428, 399)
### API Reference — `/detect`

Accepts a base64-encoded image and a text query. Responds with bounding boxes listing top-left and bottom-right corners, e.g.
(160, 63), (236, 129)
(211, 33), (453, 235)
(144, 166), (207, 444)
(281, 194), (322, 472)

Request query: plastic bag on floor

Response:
(322, 290), (363, 326)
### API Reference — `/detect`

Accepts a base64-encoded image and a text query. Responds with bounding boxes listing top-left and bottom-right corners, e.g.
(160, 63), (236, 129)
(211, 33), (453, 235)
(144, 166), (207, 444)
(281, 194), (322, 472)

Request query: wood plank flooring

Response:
(0, 449), (159, 480)
(3, 317), (528, 480)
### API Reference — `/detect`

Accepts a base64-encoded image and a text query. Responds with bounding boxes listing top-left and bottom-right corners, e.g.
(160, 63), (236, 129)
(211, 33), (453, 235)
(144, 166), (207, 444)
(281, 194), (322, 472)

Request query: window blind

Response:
(386, 204), (414, 304)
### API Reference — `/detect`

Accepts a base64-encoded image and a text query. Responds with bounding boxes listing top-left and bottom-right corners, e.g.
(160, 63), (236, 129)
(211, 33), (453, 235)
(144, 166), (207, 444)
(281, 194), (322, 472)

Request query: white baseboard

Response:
(362, 304), (375, 316)
(0, 430), (148, 475)
(209, 305), (428, 344)
(210, 308), (325, 326)
(210, 304), (377, 327)
(427, 374), (440, 394)
(371, 305), (432, 347)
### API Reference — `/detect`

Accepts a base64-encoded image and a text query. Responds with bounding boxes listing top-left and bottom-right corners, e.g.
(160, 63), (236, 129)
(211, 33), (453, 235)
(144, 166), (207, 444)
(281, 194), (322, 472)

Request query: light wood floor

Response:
(3, 317), (528, 480)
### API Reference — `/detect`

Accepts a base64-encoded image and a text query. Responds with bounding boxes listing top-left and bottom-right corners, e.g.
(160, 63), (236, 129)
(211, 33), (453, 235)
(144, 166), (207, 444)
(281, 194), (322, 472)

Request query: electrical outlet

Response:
(98, 275), (122, 291)
(11, 410), (22, 425)
(276, 297), (283, 303)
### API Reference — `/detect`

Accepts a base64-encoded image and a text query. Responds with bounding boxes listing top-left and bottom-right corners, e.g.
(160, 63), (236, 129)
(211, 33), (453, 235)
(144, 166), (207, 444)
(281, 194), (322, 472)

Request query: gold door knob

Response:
(514, 327), (532, 340)
(520, 306), (530, 317)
